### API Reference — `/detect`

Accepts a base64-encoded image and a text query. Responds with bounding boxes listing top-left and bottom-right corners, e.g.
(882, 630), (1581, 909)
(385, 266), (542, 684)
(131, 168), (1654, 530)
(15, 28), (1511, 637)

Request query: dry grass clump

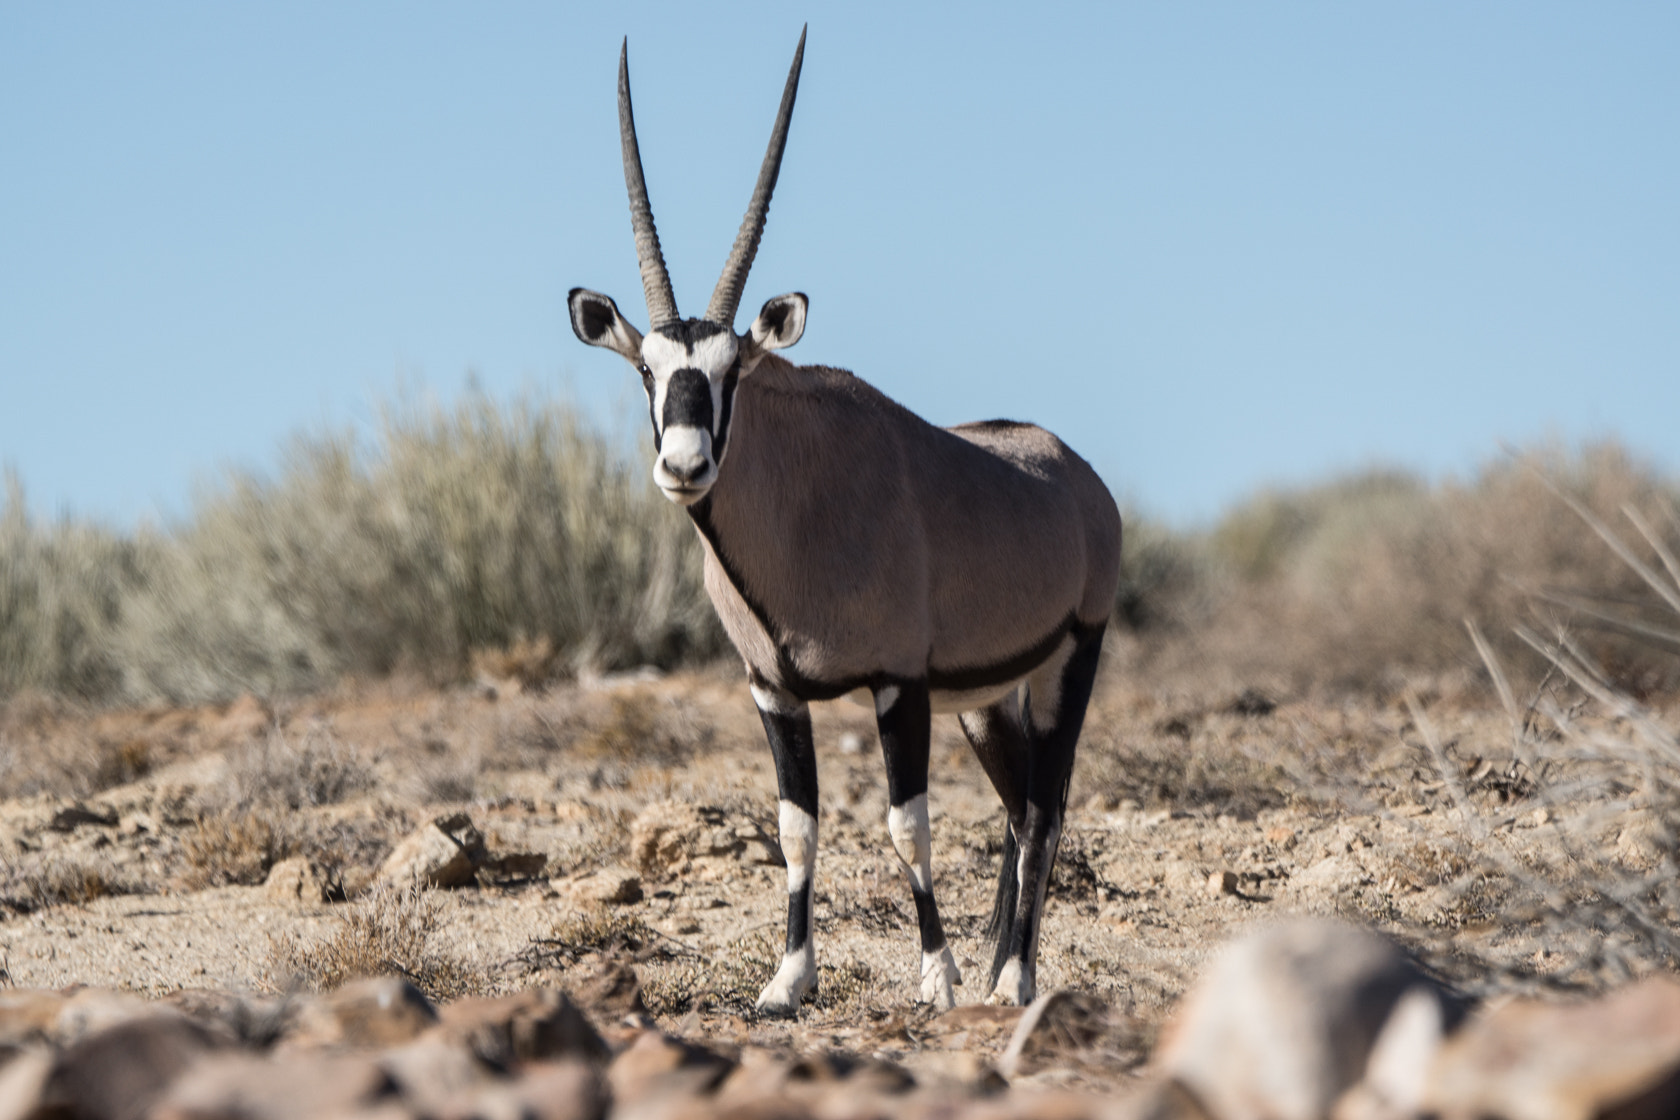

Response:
(181, 811), (296, 889)
(1391, 486), (1680, 992)
(267, 884), (485, 1002)
(0, 851), (134, 914)
(1, 389), (725, 706)
(207, 727), (374, 813)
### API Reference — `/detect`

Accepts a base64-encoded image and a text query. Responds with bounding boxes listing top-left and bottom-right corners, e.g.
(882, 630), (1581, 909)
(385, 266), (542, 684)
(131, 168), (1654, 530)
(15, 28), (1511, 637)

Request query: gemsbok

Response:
(567, 30), (1121, 1013)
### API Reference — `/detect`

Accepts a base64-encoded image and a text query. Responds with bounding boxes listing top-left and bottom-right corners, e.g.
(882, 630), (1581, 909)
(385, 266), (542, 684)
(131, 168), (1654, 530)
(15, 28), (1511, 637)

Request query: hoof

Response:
(986, 957), (1034, 1006)
(755, 949), (816, 1016)
(919, 947), (961, 1010)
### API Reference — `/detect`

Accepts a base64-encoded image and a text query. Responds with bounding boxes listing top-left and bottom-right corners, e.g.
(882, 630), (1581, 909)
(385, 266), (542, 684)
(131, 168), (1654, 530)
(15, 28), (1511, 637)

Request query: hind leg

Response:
(958, 692), (1030, 986)
(989, 625), (1106, 1006)
(875, 680), (961, 1008)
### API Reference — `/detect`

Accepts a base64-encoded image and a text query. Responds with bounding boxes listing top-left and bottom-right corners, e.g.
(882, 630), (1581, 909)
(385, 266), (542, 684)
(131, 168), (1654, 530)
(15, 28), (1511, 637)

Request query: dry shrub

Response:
(2, 389), (725, 706)
(209, 727), (373, 812)
(525, 910), (662, 969)
(182, 811), (295, 889)
(267, 884), (484, 1002)
(1398, 491), (1680, 992)
(1131, 443), (1680, 696)
(0, 851), (132, 914)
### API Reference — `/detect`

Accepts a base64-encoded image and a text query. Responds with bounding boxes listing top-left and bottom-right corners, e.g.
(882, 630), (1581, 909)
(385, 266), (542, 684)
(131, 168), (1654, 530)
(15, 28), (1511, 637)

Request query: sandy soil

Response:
(3, 645), (1674, 1089)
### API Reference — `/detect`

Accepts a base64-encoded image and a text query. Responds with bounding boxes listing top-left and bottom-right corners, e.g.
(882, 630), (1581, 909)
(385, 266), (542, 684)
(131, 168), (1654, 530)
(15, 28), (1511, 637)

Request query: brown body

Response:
(694, 356), (1121, 704)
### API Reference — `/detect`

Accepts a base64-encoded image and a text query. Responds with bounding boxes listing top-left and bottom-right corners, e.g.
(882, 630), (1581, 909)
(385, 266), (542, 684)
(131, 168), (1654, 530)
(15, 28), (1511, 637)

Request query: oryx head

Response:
(569, 31), (809, 506)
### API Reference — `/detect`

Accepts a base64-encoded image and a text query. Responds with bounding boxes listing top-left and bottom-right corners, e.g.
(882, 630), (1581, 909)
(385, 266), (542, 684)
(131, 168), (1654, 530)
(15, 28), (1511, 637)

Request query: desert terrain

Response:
(6, 625), (1679, 1114)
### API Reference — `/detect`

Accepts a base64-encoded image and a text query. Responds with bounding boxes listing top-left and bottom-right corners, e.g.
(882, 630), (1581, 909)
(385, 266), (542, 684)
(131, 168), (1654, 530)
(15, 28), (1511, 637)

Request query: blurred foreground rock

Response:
(5, 919), (1680, 1120)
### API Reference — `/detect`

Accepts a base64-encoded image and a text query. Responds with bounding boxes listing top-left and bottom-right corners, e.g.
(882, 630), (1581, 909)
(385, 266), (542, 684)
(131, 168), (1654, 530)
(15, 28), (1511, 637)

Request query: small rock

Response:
(265, 856), (330, 906)
(437, 988), (608, 1068)
(1207, 870), (1240, 898)
(436, 1060), (605, 1120)
(1157, 919), (1455, 1120)
(629, 801), (782, 881)
(568, 868), (643, 906)
(570, 959), (649, 1026)
(0, 990), (65, 1047)
(284, 977), (438, 1050)
(376, 813), (487, 889)
(152, 1051), (393, 1120)
(378, 1034), (490, 1108)
(607, 1029), (736, 1108)
(1265, 826), (1298, 850)
(39, 1014), (226, 1120)
(1423, 974), (1680, 1120)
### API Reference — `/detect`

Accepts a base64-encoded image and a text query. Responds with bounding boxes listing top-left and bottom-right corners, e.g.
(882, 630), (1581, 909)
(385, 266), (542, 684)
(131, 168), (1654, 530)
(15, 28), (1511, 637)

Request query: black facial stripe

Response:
(643, 371), (661, 453)
(662, 368), (714, 432)
(712, 362), (741, 460)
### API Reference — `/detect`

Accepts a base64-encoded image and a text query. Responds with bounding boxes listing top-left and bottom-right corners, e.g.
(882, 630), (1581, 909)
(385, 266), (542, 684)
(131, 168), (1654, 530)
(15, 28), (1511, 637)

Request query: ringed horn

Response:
(616, 28), (807, 332)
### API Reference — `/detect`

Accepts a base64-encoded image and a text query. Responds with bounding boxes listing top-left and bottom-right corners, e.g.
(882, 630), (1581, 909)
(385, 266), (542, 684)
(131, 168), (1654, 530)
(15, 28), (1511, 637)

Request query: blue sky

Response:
(3, 3), (1676, 527)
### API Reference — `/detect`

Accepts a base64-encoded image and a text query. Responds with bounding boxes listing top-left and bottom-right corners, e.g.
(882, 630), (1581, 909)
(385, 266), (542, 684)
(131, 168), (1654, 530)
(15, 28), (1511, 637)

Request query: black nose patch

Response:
(662, 369), (714, 433)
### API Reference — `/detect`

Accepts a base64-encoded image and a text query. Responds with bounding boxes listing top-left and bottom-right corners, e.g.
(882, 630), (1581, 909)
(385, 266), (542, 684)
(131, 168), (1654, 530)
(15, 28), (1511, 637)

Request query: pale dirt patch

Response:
(3, 661), (1677, 1090)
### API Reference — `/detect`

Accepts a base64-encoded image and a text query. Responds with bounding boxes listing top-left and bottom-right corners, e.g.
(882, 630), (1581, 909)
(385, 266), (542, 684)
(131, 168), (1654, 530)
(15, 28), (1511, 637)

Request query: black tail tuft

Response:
(984, 815), (1019, 988)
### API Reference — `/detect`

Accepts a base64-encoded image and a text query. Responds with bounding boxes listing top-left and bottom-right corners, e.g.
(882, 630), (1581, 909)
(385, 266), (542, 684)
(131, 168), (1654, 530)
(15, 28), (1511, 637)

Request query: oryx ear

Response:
(568, 288), (645, 363)
(746, 292), (807, 355)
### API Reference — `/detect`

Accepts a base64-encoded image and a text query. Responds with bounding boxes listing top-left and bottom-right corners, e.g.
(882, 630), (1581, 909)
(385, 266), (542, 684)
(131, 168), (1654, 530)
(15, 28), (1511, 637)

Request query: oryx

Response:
(567, 30), (1121, 1013)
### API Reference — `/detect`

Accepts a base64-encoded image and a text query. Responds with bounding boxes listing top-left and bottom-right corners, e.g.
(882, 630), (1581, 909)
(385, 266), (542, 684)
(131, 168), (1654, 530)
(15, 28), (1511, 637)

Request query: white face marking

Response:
(886, 793), (933, 893)
(777, 799), (817, 891)
(639, 330), (741, 504)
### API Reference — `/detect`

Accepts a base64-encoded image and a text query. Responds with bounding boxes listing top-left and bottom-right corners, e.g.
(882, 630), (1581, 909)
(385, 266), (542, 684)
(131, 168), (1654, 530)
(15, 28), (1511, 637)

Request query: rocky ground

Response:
(3, 641), (1680, 1116)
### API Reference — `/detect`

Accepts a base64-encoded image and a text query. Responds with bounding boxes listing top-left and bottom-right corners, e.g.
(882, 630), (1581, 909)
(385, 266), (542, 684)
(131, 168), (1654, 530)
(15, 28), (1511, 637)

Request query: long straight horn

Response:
(619, 39), (679, 329)
(705, 26), (806, 328)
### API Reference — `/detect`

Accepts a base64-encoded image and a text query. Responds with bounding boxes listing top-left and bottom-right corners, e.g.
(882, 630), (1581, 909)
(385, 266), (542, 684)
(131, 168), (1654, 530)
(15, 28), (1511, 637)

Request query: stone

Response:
(629, 801), (783, 881)
(38, 1013), (226, 1120)
(376, 813), (488, 889)
(0, 1046), (53, 1120)
(606, 1029), (736, 1109)
(436, 988), (608, 1068)
(1422, 974), (1680, 1120)
(151, 1051), (395, 1120)
(567, 960), (648, 1027)
(264, 856), (330, 906)
(378, 1034), (491, 1108)
(1156, 919), (1453, 1120)
(51, 988), (155, 1046)
(284, 977), (438, 1050)
(1206, 870), (1240, 897)
(567, 868), (643, 906)
(0, 990), (64, 1047)
(430, 1060), (606, 1120)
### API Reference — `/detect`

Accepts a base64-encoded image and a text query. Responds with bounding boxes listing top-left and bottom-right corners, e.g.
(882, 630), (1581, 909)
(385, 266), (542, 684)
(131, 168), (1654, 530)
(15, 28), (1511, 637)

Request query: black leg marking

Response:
(751, 679), (820, 1014)
(877, 681), (960, 1005)
(998, 626), (1106, 1003)
(959, 696), (1032, 985)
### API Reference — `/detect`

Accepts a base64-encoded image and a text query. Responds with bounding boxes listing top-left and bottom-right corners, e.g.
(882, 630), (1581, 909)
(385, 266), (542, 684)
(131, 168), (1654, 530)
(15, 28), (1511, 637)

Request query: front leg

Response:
(875, 680), (961, 1009)
(751, 679), (819, 1016)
